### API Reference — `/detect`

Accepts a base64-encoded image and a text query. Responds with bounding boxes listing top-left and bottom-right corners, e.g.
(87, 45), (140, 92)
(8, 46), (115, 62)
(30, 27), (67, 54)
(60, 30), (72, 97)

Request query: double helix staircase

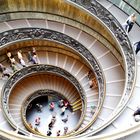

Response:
(0, 19), (125, 138)
(0, 0), (139, 139)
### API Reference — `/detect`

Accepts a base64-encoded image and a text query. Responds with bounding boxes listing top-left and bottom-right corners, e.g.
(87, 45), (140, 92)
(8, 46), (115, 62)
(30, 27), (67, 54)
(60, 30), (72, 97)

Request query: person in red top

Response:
(49, 102), (55, 110)
(63, 100), (69, 108)
(35, 117), (40, 125)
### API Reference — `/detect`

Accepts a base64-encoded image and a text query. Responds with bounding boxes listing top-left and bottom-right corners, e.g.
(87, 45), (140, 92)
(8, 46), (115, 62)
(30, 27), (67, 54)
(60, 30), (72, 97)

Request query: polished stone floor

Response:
(26, 96), (81, 137)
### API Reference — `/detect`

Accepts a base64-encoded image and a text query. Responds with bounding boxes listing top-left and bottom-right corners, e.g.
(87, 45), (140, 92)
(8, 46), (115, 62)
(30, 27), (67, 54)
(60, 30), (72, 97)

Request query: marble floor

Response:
(26, 96), (81, 137)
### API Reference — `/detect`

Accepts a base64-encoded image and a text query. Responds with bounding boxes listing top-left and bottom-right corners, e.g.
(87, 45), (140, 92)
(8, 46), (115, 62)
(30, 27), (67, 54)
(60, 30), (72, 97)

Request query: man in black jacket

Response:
(134, 41), (140, 54)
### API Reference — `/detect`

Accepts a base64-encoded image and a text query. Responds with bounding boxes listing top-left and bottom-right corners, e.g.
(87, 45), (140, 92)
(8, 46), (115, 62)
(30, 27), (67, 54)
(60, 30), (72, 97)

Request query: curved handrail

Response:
(123, 0), (140, 13)
(66, 0), (136, 137)
(1, 64), (86, 136)
(0, 122), (140, 140)
(0, 12), (123, 67)
(0, 27), (105, 134)
(107, 0), (140, 26)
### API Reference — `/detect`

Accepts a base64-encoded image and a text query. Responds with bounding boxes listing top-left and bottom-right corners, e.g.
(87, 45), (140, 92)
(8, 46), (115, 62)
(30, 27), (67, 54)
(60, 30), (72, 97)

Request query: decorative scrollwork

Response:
(0, 28), (104, 115)
(2, 64), (85, 100)
(1, 64), (87, 134)
(67, 0), (136, 136)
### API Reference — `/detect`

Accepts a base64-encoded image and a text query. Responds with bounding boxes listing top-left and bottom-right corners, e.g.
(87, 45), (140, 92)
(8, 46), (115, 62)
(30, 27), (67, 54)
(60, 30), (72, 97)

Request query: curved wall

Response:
(0, 0), (121, 51)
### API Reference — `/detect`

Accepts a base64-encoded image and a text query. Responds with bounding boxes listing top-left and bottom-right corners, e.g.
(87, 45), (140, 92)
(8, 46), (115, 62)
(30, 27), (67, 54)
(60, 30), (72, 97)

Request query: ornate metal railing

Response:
(66, 0), (136, 136)
(0, 28), (104, 89)
(0, 27), (105, 134)
(1, 64), (86, 136)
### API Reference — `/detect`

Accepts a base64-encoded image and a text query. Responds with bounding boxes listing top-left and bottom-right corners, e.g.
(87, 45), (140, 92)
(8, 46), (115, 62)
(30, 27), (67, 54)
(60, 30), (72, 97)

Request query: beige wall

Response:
(0, 0), (118, 48)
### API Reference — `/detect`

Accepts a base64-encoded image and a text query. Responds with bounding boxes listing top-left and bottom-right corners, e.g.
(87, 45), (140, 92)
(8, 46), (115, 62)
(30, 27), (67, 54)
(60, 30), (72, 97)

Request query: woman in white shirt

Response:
(123, 13), (136, 33)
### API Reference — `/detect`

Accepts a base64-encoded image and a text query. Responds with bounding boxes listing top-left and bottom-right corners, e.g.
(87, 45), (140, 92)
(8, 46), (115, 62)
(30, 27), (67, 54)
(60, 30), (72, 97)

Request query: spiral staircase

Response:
(0, 0), (139, 140)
